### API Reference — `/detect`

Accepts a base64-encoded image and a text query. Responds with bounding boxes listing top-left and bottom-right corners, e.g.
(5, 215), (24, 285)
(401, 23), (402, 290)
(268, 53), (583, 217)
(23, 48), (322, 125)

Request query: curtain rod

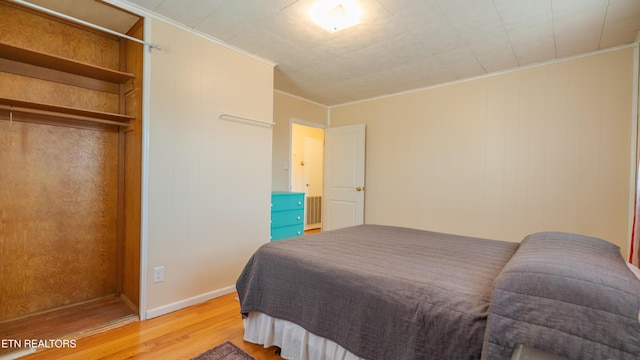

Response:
(9, 0), (161, 51)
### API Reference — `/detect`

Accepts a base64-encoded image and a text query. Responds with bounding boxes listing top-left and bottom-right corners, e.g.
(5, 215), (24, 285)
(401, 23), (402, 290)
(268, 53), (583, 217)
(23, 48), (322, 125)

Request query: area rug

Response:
(191, 341), (256, 360)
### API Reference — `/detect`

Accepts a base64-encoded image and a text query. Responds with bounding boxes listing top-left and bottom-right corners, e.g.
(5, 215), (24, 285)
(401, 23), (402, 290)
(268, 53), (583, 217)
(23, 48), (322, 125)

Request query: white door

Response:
(323, 124), (365, 231)
(304, 137), (324, 229)
(304, 137), (324, 197)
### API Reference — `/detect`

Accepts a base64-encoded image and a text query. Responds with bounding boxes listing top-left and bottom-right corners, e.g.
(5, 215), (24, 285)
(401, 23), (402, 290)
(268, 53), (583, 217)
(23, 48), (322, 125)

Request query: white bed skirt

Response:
(243, 312), (365, 360)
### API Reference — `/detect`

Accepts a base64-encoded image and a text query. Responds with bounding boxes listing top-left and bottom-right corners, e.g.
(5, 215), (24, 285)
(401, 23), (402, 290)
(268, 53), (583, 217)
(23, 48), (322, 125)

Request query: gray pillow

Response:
(482, 232), (640, 360)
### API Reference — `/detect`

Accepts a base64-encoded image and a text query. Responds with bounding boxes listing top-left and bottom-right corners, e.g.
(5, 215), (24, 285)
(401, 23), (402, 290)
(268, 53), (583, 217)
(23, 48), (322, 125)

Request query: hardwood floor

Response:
(15, 293), (281, 360)
(0, 295), (137, 359)
(304, 228), (322, 235)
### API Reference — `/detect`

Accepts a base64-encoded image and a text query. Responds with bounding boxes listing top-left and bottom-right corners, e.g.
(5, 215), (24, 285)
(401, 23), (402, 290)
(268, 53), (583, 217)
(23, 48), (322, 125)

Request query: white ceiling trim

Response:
(274, 89), (329, 108)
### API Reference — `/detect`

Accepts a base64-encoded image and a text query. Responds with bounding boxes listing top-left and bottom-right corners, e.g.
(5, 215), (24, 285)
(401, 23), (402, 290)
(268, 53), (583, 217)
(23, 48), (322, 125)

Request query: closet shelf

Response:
(0, 42), (135, 84)
(0, 97), (134, 127)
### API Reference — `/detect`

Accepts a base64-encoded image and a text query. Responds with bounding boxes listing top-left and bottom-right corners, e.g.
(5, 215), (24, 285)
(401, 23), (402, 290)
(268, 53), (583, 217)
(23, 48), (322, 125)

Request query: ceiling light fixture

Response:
(310, 0), (362, 33)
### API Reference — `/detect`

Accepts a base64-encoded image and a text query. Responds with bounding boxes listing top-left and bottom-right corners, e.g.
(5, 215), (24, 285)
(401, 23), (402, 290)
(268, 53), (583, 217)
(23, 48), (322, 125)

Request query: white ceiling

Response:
(22, 0), (640, 106)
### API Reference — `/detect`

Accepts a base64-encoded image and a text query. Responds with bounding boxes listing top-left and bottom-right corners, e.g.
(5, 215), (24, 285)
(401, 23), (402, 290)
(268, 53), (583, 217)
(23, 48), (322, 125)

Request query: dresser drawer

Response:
(271, 192), (305, 241)
(271, 193), (304, 211)
(271, 225), (303, 241)
(271, 209), (304, 227)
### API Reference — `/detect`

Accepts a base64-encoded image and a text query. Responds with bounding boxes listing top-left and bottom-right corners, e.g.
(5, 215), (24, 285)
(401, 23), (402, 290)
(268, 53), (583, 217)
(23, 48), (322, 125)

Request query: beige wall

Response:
(331, 47), (636, 258)
(145, 18), (274, 317)
(273, 91), (328, 191)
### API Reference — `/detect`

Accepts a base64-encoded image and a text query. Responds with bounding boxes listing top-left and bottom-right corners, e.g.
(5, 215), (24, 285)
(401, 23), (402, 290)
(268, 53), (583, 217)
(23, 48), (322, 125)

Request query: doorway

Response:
(291, 122), (324, 231)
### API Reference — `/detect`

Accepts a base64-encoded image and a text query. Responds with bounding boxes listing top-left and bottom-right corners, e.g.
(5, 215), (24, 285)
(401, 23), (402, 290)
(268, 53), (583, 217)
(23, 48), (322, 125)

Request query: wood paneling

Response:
(0, 72), (120, 114)
(0, 2), (120, 69)
(121, 20), (144, 308)
(0, 0), (142, 321)
(0, 121), (119, 320)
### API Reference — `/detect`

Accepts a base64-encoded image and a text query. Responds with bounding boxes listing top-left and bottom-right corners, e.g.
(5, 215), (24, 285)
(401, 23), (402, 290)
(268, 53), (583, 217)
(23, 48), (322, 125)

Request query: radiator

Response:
(306, 196), (322, 227)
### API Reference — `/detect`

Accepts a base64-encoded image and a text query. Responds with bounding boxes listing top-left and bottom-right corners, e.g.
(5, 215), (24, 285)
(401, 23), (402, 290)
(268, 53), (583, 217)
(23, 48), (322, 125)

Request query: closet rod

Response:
(9, 0), (161, 51)
(218, 112), (275, 127)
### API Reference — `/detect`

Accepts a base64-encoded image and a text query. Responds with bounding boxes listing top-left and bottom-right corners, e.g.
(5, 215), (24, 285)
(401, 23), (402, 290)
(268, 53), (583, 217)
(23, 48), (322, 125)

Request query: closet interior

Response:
(0, 0), (143, 355)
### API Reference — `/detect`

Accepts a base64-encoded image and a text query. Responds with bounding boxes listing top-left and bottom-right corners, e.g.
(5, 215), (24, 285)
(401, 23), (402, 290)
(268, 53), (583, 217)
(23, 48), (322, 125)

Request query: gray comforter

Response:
(237, 226), (640, 359)
(236, 224), (519, 360)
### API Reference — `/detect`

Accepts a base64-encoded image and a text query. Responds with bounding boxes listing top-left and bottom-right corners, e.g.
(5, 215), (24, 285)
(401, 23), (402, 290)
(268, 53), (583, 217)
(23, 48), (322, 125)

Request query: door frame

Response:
(288, 118), (327, 192)
(289, 119), (327, 231)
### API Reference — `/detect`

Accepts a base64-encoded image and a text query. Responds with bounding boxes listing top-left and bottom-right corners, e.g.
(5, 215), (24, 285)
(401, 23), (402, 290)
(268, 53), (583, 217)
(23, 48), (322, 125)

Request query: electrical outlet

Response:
(153, 266), (164, 283)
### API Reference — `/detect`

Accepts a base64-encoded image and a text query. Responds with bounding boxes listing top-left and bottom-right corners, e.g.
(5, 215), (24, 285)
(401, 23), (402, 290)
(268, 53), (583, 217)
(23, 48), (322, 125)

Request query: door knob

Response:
(355, 186), (362, 191)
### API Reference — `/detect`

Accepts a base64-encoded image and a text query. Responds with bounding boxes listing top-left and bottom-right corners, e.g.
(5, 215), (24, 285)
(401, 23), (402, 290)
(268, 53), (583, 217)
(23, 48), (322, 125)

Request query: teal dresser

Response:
(271, 192), (305, 241)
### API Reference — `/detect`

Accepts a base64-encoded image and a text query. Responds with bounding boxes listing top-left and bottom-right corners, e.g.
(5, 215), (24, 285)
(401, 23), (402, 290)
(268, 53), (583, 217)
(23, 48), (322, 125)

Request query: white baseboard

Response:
(144, 285), (236, 319)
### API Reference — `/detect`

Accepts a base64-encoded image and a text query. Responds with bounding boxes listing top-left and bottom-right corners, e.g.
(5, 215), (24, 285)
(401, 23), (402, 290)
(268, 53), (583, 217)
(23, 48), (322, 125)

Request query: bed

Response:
(236, 225), (640, 360)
